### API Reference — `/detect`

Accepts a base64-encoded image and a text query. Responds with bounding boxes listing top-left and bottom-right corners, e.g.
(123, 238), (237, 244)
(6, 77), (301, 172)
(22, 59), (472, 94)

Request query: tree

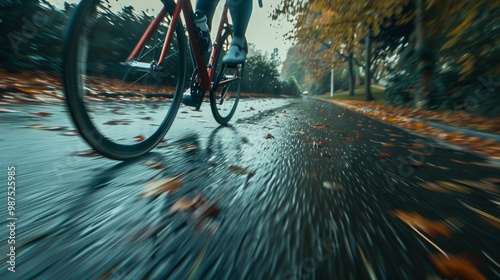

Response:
(273, 0), (412, 100)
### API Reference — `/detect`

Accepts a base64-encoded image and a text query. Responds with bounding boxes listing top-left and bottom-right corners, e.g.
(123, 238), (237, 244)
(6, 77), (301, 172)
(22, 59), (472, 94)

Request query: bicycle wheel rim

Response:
(63, 0), (186, 160)
(209, 31), (243, 125)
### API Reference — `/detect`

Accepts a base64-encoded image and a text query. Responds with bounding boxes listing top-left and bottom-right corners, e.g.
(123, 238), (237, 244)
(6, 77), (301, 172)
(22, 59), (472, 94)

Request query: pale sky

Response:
(49, 0), (294, 61)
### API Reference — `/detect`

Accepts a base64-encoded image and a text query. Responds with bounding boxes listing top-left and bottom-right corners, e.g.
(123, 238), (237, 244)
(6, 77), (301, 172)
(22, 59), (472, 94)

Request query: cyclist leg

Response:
(195, 0), (219, 29)
(223, 0), (252, 65)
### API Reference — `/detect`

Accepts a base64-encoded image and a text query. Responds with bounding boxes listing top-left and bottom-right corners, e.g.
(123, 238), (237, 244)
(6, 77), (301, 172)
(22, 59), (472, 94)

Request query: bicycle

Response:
(63, 0), (260, 160)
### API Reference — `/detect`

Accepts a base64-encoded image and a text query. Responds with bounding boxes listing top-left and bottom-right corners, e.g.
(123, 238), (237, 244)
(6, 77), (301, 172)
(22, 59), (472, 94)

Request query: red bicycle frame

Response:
(126, 0), (234, 91)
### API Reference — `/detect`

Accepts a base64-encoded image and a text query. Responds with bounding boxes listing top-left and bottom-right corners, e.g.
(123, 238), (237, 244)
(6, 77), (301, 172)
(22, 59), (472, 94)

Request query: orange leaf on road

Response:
(378, 152), (392, 158)
(72, 149), (101, 157)
(192, 199), (221, 223)
(381, 142), (397, 148)
(429, 253), (485, 280)
(390, 210), (453, 238)
(228, 165), (254, 176)
(31, 112), (52, 117)
(418, 182), (450, 193)
(169, 197), (198, 214)
(181, 145), (197, 150)
(311, 123), (329, 129)
(143, 160), (165, 169)
(142, 174), (184, 197)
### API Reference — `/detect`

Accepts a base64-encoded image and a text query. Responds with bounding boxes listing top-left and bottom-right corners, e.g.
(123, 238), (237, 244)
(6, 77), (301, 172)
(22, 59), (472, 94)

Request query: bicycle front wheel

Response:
(209, 31), (245, 125)
(63, 0), (186, 160)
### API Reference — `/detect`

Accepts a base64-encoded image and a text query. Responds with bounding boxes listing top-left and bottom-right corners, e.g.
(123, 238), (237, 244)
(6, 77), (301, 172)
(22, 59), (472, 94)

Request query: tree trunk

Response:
(364, 30), (374, 101)
(348, 52), (355, 96)
(415, 0), (434, 108)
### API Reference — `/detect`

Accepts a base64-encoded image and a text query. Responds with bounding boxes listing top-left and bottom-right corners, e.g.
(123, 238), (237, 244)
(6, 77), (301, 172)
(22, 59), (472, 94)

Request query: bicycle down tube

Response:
(126, 0), (233, 91)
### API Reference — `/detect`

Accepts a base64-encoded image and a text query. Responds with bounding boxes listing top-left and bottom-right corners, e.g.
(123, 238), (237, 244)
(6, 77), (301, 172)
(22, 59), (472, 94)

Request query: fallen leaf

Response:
(103, 119), (132, 125)
(436, 181), (470, 193)
(142, 174), (184, 197)
(418, 182), (450, 193)
(181, 145), (197, 150)
(313, 140), (326, 148)
(409, 150), (434, 157)
(72, 149), (101, 157)
(454, 179), (499, 194)
(342, 137), (355, 141)
(311, 123), (329, 129)
(169, 197), (199, 214)
(482, 177), (500, 184)
(429, 253), (485, 280)
(323, 181), (344, 190)
(228, 165), (249, 175)
(111, 108), (126, 115)
(40, 126), (66, 131)
(470, 161), (499, 169)
(27, 124), (43, 129)
(385, 117), (397, 123)
(241, 137), (249, 144)
(30, 112), (52, 117)
(406, 161), (428, 168)
(378, 152), (392, 158)
(264, 133), (274, 139)
(381, 142), (397, 148)
(389, 133), (403, 137)
(135, 135), (145, 142)
(414, 122), (425, 129)
(355, 132), (367, 139)
(191, 200), (221, 223)
(390, 210), (453, 237)
(143, 160), (165, 169)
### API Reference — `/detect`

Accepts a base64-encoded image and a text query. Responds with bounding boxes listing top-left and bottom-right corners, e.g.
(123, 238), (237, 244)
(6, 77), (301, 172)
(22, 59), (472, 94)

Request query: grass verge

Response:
(317, 86), (385, 103)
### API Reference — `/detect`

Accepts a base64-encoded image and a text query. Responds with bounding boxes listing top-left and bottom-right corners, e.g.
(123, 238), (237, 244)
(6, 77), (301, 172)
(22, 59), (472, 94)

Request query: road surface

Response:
(0, 97), (499, 279)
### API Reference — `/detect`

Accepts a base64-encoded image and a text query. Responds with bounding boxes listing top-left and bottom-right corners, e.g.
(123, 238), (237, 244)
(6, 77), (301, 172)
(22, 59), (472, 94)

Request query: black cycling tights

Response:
(196, 0), (252, 38)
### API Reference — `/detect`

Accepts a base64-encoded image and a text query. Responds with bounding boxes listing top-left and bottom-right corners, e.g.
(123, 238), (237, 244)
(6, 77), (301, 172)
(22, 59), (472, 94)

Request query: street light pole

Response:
(330, 68), (334, 97)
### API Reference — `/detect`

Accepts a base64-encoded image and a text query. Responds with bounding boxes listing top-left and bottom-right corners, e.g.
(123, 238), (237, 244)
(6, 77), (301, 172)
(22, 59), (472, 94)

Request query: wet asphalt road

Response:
(0, 97), (499, 279)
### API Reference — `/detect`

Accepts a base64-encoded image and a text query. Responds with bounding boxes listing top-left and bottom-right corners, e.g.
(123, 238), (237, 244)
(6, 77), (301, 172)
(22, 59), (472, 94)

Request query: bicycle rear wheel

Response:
(209, 30), (245, 125)
(63, 0), (186, 160)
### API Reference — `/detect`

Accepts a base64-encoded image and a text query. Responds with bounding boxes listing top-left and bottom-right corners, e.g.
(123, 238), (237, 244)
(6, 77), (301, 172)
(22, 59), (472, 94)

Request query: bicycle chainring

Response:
(190, 70), (205, 107)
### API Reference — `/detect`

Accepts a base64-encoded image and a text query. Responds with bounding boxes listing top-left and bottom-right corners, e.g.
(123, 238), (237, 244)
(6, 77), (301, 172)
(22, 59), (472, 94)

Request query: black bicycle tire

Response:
(209, 31), (244, 125)
(62, 0), (186, 160)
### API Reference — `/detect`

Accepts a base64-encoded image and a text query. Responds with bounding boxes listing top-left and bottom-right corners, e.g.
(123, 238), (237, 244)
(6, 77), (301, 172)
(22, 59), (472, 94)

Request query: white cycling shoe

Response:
(222, 37), (246, 65)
